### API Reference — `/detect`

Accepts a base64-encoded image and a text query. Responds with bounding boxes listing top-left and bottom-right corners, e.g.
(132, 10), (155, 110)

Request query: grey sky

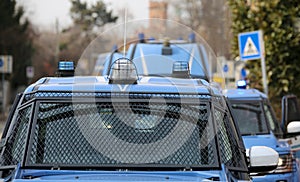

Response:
(17, 0), (149, 31)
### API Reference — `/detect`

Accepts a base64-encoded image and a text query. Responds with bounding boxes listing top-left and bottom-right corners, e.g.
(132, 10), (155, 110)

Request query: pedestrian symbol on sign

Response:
(238, 31), (263, 61)
(243, 37), (259, 56)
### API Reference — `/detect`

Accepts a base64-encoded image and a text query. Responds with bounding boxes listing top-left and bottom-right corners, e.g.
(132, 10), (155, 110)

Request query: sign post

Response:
(238, 30), (267, 95)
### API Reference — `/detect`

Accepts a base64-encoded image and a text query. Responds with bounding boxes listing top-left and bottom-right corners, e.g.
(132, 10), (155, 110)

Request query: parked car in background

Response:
(225, 81), (300, 182)
(101, 33), (213, 81)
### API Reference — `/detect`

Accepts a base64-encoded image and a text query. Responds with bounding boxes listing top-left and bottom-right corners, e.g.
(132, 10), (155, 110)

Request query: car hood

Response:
(13, 170), (224, 182)
(242, 134), (290, 153)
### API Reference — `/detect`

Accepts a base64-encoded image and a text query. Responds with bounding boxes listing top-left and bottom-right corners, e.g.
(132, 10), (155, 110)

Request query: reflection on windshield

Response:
(133, 54), (173, 76)
(263, 103), (283, 137)
(132, 43), (206, 78)
(231, 103), (268, 135)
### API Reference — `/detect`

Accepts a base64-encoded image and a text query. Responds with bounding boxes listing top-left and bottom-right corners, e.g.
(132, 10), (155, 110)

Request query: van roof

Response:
(24, 76), (222, 97)
(224, 88), (267, 100)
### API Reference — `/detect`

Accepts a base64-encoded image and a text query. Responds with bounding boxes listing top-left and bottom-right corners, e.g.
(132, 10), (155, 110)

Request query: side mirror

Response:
(248, 146), (279, 172)
(287, 121), (300, 134)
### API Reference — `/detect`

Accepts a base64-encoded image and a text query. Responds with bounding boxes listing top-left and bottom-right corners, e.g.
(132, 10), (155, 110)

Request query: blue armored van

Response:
(0, 59), (280, 181)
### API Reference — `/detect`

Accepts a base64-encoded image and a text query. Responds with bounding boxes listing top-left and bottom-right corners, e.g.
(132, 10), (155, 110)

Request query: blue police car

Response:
(225, 80), (300, 182)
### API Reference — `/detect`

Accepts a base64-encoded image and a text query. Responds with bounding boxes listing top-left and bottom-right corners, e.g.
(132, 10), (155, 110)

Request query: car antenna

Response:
(123, 7), (127, 57)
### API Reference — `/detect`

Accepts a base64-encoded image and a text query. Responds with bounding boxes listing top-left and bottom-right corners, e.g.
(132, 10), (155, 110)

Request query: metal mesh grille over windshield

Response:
(28, 101), (218, 167)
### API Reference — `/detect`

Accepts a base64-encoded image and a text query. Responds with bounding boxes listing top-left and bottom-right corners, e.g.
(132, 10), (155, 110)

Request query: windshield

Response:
(27, 100), (218, 168)
(128, 43), (208, 79)
(230, 102), (269, 135)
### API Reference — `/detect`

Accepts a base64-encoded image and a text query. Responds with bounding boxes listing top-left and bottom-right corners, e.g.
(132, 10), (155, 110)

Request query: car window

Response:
(263, 103), (283, 137)
(231, 102), (268, 135)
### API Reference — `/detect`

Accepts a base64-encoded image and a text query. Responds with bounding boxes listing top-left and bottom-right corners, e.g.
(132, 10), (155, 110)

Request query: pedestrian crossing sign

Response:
(238, 30), (264, 61)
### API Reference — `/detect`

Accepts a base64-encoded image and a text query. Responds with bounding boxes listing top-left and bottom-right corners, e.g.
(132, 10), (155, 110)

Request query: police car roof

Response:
(24, 76), (222, 96)
(224, 88), (267, 100)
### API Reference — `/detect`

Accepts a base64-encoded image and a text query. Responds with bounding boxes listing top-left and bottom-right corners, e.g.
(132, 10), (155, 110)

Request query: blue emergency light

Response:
(56, 61), (75, 77)
(58, 61), (74, 71)
(189, 33), (196, 43)
(138, 33), (145, 43)
(173, 61), (189, 72)
(172, 62), (189, 78)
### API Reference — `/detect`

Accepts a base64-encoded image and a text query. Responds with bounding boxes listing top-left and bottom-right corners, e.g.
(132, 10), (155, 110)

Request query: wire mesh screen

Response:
(1, 106), (31, 166)
(28, 101), (218, 167)
(23, 91), (211, 104)
(215, 108), (244, 168)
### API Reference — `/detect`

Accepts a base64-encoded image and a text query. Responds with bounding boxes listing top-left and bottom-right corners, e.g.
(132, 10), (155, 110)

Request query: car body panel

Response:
(242, 134), (289, 154)
(12, 170), (224, 182)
